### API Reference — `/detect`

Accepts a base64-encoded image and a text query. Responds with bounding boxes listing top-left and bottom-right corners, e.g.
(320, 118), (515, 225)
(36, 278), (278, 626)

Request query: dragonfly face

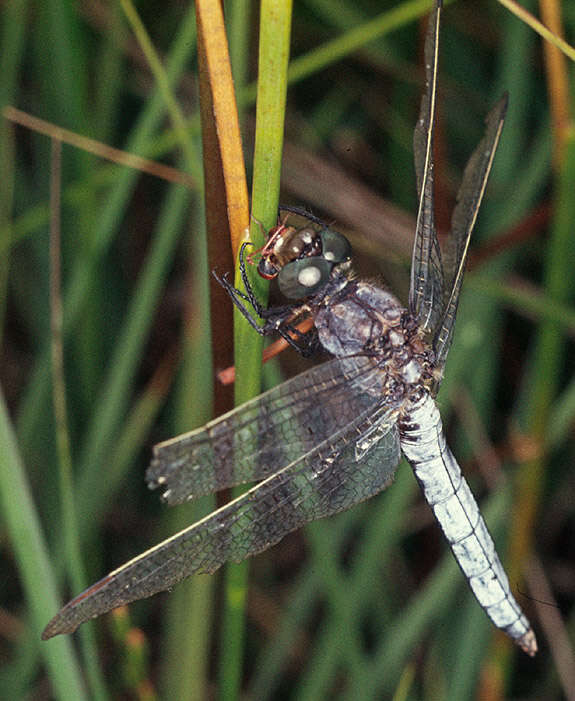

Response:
(251, 213), (352, 298)
(42, 0), (536, 656)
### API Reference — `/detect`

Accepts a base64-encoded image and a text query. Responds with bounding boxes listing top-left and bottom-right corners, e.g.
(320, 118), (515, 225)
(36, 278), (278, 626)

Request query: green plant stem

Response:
(218, 2), (293, 699)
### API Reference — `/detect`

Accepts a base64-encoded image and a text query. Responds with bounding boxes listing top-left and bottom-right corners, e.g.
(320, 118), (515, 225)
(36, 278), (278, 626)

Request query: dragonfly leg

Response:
(215, 240), (321, 357)
(214, 266), (317, 355)
(213, 270), (272, 334)
(275, 323), (319, 357)
(278, 204), (327, 228)
(237, 241), (267, 315)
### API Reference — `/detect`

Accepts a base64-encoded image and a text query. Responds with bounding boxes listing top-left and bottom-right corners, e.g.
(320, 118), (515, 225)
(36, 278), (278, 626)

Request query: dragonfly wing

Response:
(42, 408), (400, 639)
(409, 0), (444, 334)
(433, 94), (508, 369)
(147, 355), (383, 504)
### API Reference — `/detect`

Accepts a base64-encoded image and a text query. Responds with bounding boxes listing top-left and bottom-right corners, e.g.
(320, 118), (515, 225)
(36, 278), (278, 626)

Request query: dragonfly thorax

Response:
(314, 277), (435, 404)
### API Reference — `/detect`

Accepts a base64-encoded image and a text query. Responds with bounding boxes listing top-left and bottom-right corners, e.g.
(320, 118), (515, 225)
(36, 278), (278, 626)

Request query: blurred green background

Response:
(1, 0), (574, 699)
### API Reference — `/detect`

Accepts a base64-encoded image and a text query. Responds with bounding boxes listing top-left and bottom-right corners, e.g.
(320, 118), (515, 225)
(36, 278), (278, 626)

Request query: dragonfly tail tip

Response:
(518, 629), (538, 657)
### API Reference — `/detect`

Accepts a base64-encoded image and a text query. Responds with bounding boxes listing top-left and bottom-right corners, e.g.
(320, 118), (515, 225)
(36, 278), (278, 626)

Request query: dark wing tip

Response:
(42, 573), (124, 640)
(41, 610), (80, 640)
(41, 621), (59, 640)
(146, 448), (180, 498)
(145, 455), (164, 491)
(146, 459), (192, 504)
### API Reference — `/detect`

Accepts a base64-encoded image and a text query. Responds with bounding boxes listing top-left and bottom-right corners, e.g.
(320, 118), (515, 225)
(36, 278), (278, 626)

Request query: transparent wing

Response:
(433, 94), (508, 369)
(42, 409), (401, 638)
(409, 0), (444, 333)
(147, 355), (384, 504)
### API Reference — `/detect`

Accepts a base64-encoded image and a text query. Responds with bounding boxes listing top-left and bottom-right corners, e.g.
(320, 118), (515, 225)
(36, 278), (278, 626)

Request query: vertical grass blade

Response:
(0, 389), (87, 700)
(49, 139), (108, 700)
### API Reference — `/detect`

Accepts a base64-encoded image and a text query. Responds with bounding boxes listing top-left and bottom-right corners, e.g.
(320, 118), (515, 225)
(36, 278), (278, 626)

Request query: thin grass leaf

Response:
(0, 390), (88, 700)
(74, 181), (191, 522)
(121, 0), (200, 174)
(49, 139), (109, 700)
(159, 194), (215, 700)
(497, 0), (575, 62)
(8, 11), (199, 691)
(15, 5), (198, 456)
(504, 129), (575, 677)
(0, 0), (27, 341)
(287, 0), (454, 85)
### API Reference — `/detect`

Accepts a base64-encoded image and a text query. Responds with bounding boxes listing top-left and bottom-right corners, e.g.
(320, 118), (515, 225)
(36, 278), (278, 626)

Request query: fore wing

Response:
(43, 408), (400, 638)
(409, 0), (444, 333)
(432, 94), (508, 369)
(147, 355), (383, 504)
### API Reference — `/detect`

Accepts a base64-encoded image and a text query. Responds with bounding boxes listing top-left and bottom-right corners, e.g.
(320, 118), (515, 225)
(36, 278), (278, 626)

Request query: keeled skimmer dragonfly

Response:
(43, 0), (536, 655)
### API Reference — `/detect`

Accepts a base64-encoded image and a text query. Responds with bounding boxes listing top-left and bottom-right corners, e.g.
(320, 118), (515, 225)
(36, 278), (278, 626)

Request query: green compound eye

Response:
(320, 229), (351, 264)
(278, 257), (333, 299)
(276, 230), (350, 299)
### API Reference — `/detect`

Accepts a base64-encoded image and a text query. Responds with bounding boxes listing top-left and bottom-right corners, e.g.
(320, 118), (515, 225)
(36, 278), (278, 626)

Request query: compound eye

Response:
(276, 226), (320, 264)
(257, 257), (279, 280)
(320, 229), (351, 263)
(277, 257), (332, 299)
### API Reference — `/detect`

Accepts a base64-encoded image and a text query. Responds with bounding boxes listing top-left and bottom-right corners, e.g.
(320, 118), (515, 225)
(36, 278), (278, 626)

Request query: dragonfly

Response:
(42, 0), (536, 655)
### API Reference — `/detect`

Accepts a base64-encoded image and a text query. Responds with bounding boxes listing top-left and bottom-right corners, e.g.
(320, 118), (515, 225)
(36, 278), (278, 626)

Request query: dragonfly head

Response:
(256, 217), (351, 300)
